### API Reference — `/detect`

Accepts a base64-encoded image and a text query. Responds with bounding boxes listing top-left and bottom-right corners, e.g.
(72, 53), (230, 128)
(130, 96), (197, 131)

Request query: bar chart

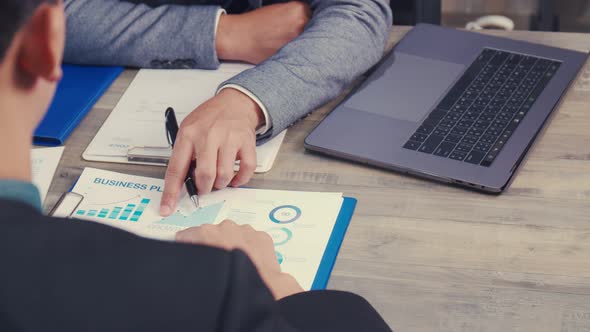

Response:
(75, 198), (151, 222)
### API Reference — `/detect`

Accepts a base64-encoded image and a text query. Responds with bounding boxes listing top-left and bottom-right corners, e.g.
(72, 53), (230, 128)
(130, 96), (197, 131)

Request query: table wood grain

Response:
(44, 26), (590, 331)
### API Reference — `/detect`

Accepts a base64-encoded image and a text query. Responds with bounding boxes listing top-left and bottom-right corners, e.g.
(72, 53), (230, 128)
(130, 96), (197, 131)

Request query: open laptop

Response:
(305, 24), (588, 193)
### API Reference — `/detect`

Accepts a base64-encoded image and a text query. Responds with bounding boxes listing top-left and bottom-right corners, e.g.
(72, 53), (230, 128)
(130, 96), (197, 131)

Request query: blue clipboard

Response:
(34, 65), (123, 146)
(311, 196), (357, 290)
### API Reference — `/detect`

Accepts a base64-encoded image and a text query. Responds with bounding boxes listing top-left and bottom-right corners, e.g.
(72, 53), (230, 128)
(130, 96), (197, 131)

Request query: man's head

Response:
(0, 0), (65, 131)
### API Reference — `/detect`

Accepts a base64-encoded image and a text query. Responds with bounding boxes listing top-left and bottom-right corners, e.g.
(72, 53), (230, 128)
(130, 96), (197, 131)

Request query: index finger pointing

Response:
(161, 134), (193, 216)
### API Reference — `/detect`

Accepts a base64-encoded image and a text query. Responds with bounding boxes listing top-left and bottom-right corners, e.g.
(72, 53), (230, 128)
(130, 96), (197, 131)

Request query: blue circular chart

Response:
(275, 251), (284, 265)
(269, 205), (301, 224)
(267, 227), (293, 246)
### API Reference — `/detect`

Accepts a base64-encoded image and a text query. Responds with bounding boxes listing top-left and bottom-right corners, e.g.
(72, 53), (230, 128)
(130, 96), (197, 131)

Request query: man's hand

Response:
(216, 1), (312, 64)
(160, 89), (262, 216)
(160, 2), (312, 215)
(176, 220), (304, 300)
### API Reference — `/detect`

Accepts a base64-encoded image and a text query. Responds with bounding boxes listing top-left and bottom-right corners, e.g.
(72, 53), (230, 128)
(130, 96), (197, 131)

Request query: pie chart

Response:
(269, 205), (301, 224)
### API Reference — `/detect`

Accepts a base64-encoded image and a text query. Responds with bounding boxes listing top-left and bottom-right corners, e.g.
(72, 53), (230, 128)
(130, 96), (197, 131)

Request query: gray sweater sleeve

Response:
(222, 0), (393, 140)
(64, 0), (222, 69)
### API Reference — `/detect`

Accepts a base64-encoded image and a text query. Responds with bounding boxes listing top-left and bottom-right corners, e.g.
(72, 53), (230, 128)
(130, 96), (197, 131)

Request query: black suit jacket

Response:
(0, 199), (392, 332)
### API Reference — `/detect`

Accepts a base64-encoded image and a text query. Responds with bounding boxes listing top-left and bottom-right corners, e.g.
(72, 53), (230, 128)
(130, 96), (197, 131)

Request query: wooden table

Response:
(46, 27), (590, 331)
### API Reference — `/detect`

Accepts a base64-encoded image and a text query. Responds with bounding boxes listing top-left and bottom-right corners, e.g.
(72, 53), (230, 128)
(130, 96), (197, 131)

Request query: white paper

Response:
(70, 168), (343, 290)
(83, 63), (286, 173)
(31, 146), (65, 203)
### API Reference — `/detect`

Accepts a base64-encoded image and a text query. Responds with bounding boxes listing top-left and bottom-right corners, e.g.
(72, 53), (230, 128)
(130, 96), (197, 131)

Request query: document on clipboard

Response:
(52, 168), (357, 290)
(82, 63), (286, 173)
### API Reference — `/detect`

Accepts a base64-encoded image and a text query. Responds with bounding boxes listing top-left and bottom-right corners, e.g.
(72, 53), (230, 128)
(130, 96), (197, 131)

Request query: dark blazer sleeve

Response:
(0, 200), (391, 332)
(279, 291), (392, 331)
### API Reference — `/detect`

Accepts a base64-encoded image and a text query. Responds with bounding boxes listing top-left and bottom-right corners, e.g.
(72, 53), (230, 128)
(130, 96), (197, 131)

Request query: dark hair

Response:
(0, 0), (57, 61)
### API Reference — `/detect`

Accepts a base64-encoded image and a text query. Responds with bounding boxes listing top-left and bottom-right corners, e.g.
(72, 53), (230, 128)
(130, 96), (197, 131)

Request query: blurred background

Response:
(391, 0), (590, 32)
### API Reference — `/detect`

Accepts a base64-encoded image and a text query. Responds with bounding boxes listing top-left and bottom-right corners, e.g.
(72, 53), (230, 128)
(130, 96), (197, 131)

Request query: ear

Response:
(17, 2), (65, 82)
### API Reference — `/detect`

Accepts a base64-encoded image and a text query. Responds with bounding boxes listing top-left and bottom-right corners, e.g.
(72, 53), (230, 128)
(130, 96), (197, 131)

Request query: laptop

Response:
(305, 24), (588, 193)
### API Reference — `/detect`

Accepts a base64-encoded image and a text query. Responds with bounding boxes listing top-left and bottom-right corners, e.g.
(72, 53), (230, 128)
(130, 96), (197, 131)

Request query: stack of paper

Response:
(83, 63), (286, 173)
(31, 146), (65, 203)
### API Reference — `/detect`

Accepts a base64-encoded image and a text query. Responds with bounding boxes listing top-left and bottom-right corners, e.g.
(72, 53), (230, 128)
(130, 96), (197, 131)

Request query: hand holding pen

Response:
(159, 90), (262, 217)
(164, 107), (200, 210)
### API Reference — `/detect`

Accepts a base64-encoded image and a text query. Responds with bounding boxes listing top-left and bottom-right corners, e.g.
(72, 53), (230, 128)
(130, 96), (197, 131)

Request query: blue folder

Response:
(34, 65), (124, 146)
(311, 197), (357, 290)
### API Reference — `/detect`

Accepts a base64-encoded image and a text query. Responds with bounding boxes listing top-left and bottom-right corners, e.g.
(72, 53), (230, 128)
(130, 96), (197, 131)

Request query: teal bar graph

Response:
(108, 207), (123, 219)
(98, 208), (109, 218)
(75, 198), (151, 222)
(130, 198), (151, 222)
(119, 204), (136, 221)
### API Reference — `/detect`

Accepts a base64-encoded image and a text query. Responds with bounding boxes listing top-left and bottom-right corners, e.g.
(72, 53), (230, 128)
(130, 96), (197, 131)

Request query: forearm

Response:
(221, 0), (393, 139)
(64, 0), (222, 69)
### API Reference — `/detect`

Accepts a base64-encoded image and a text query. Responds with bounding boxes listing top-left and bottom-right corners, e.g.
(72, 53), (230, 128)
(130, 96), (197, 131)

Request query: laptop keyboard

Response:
(403, 48), (561, 167)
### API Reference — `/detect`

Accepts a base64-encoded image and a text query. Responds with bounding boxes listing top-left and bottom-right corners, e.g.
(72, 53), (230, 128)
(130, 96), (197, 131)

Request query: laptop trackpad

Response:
(345, 52), (466, 123)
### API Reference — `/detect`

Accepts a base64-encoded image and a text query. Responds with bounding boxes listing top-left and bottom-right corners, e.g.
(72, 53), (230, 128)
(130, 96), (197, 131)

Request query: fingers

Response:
(220, 219), (239, 228)
(215, 145), (238, 190)
(175, 227), (202, 243)
(231, 142), (257, 188)
(176, 220), (240, 249)
(175, 130), (255, 197)
(176, 224), (225, 248)
(164, 90), (259, 204)
(258, 231), (274, 248)
(194, 143), (218, 195)
(161, 134), (193, 216)
(174, 219), (290, 295)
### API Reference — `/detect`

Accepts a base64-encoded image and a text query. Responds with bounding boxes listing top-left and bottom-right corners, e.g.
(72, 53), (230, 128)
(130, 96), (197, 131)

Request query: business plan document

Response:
(31, 146), (65, 203)
(83, 63), (286, 172)
(70, 168), (344, 290)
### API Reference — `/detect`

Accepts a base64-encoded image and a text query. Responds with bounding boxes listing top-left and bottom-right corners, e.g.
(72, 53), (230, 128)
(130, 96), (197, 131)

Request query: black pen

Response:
(165, 107), (199, 209)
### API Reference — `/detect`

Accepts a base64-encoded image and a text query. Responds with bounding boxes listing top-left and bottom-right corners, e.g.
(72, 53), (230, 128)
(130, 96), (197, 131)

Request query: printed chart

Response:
(276, 252), (284, 265)
(267, 227), (293, 246)
(71, 168), (344, 290)
(269, 205), (302, 224)
(76, 197), (151, 222)
(157, 201), (225, 228)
